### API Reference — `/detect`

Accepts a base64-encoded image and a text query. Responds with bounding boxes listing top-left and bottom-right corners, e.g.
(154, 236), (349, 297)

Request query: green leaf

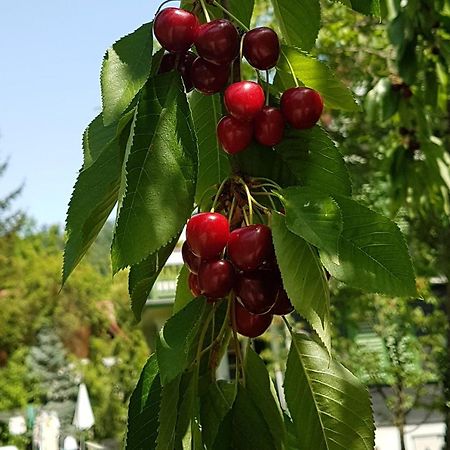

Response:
(229, 0), (255, 28)
(111, 73), (197, 271)
(156, 375), (181, 450)
(173, 265), (195, 314)
(285, 333), (375, 450)
(82, 114), (116, 169)
(276, 127), (352, 197)
(271, 0), (321, 51)
(201, 381), (236, 449)
(128, 234), (181, 321)
(333, 0), (381, 16)
(321, 195), (417, 296)
(278, 45), (359, 112)
(282, 186), (342, 259)
(232, 386), (276, 450)
(156, 299), (207, 385)
(234, 142), (298, 188)
(244, 348), (286, 450)
(126, 354), (161, 450)
(63, 119), (132, 284)
(272, 214), (331, 352)
(101, 22), (154, 126)
(189, 91), (230, 206)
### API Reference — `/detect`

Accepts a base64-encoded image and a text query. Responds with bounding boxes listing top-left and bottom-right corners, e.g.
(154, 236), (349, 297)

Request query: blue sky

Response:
(0, 0), (161, 226)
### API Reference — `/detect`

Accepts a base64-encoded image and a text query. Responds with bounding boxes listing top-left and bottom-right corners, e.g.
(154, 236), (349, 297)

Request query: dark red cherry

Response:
(186, 212), (230, 260)
(233, 301), (273, 338)
(243, 27), (280, 70)
(224, 81), (265, 122)
(227, 224), (275, 271)
(271, 288), (294, 315)
(198, 260), (235, 299)
(154, 8), (199, 53)
(236, 271), (278, 315)
(217, 116), (253, 154)
(254, 106), (285, 146)
(182, 241), (201, 274)
(178, 51), (196, 92)
(195, 19), (240, 65)
(280, 87), (324, 129)
(191, 57), (230, 94)
(158, 53), (177, 73)
(189, 272), (202, 297)
(159, 52), (196, 92)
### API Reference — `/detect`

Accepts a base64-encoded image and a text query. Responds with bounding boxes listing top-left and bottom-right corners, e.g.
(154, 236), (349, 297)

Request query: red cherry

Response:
(236, 271), (278, 315)
(224, 81), (265, 122)
(254, 106), (285, 147)
(182, 241), (201, 274)
(233, 301), (273, 338)
(195, 19), (240, 66)
(227, 224), (275, 271)
(188, 272), (202, 297)
(243, 27), (280, 70)
(191, 57), (230, 94)
(217, 116), (253, 155)
(280, 87), (324, 129)
(186, 212), (230, 260)
(158, 53), (177, 73)
(271, 288), (294, 315)
(198, 260), (235, 299)
(154, 8), (199, 53)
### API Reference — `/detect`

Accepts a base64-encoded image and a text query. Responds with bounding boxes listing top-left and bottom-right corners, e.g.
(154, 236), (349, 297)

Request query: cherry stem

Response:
(252, 177), (282, 191)
(239, 36), (244, 82)
(211, 177), (229, 212)
(198, 184), (217, 210)
(228, 196), (237, 222)
(212, 0), (249, 30)
(242, 207), (250, 226)
(155, 0), (177, 15)
(199, 0), (212, 22)
(241, 180), (254, 224)
(230, 299), (246, 387)
(282, 315), (293, 332)
(281, 49), (299, 88)
(265, 70), (270, 106)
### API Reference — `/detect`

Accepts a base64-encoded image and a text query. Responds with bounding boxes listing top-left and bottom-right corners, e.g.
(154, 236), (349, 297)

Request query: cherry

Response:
(198, 260), (235, 299)
(217, 116), (253, 155)
(233, 301), (273, 338)
(280, 87), (324, 129)
(254, 106), (285, 147)
(191, 57), (230, 94)
(159, 52), (196, 92)
(154, 8), (199, 53)
(236, 271), (278, 315)
(186, 212), (230, 260)
(227, 224), (275, 271)
(271, 288), (294, 315)
(224, 81), (265, 122)
(182, 241), (201, 274)
(195, 19), (240, 66)
(188, 272), (202, 297)
(243, 27), (280, 70)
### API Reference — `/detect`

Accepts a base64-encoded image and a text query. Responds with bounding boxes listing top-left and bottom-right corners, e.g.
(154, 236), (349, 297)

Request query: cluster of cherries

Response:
(182, 212), (294, 338)
(154, 6), (324, 155)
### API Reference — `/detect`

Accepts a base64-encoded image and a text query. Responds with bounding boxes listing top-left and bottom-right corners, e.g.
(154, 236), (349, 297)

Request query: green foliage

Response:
(285, 333), (375, 450)
(101, 23), (154, 126)
(126, 355), (161, 450)
(129, 234), (181, 321)
(283, 186), (342, 258)
(272, 213), (331, 351)
(270, 0), (320, 51)
(189, 92), (231, 207)
(111, 73), (197, 271)
(156, 299), (206, 385)
(321, 195), (416, 296)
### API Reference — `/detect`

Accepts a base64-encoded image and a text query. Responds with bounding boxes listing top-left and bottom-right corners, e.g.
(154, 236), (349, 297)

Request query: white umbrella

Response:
(73, 383), (95, 431)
